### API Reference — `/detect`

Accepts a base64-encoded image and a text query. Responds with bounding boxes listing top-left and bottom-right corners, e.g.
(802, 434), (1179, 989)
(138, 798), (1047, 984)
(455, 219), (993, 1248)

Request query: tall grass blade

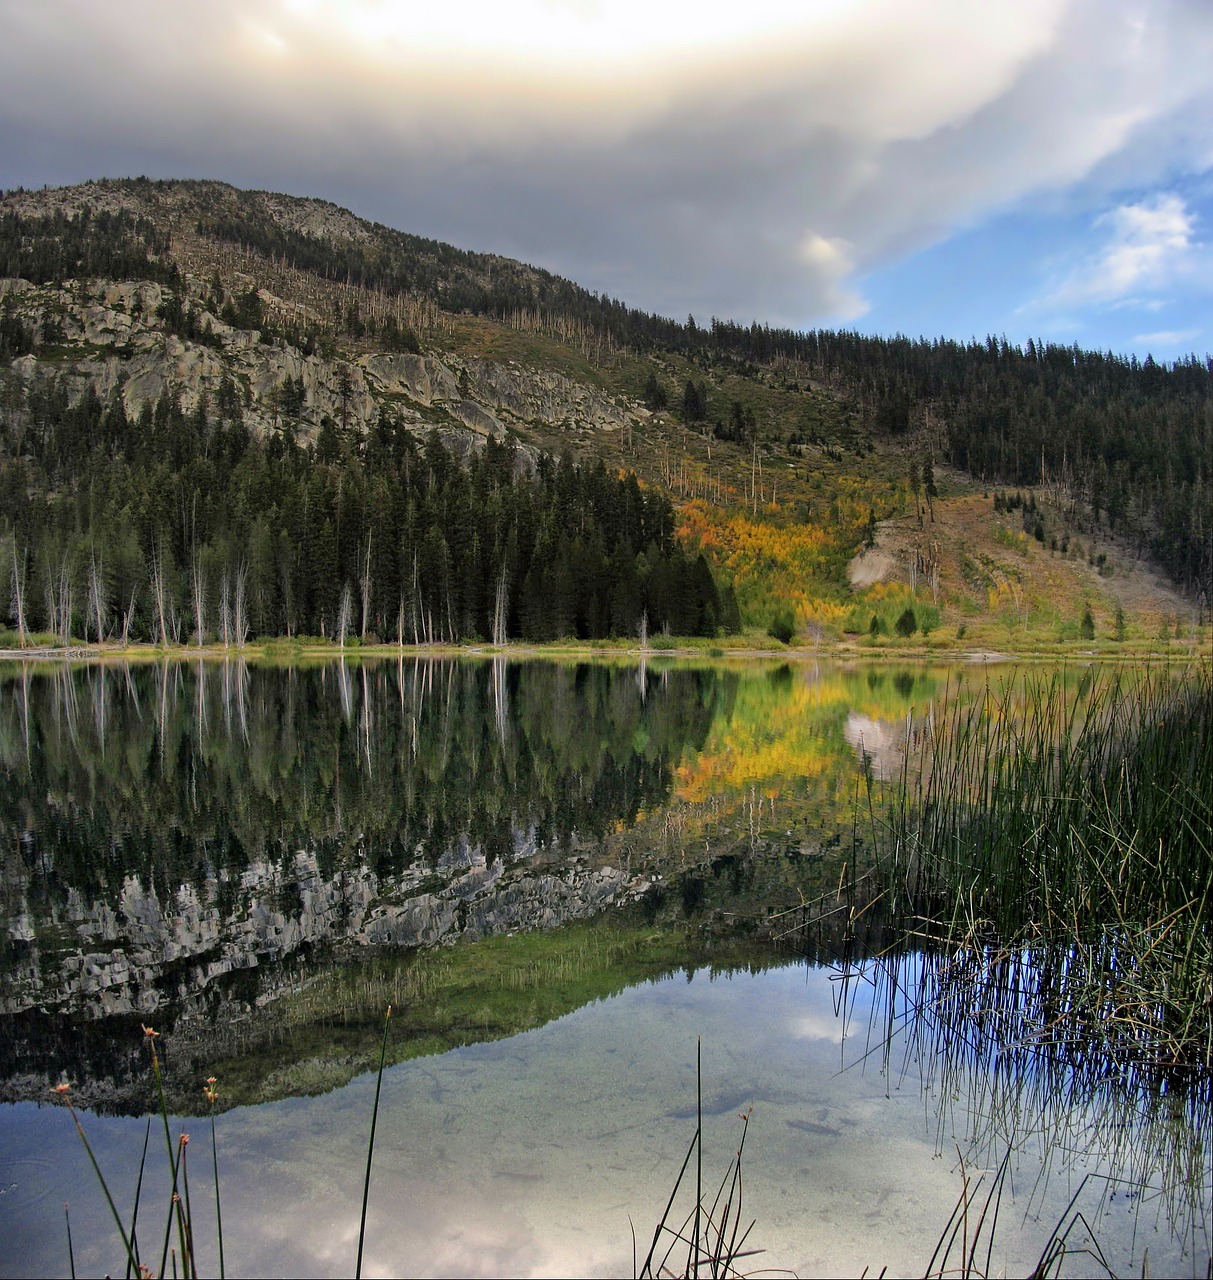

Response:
(206, 1078), (225, 1280)
(356, 1004), (392, 1280)
(64, 1202), (75, 1280)
(125, 1116), (151, 1280)
(58, 1090), (140, 1277)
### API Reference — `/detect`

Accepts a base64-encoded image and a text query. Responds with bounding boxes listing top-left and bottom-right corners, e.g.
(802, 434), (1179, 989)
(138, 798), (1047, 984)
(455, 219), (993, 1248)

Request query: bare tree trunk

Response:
(411, 551), (420, 646)
(233, 562), (249, 648)
(121, 589), (137, 647)
(88, 553), (107, 644)
(150, 550), (170, 648)
(219, 570), (232, 647)
(57, 557), (73, 647)
(9, 539), (28, 647)
(359, 533), (373, 638)
(337, 582), (352, 649)
(492, 563), (509, 647)
(44, 577), (59, 643)
(191, 555), (206, 647)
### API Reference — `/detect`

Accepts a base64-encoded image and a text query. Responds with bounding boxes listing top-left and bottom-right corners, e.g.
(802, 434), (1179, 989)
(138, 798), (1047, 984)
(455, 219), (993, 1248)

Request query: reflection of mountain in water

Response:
(0, 659), (732, 1022)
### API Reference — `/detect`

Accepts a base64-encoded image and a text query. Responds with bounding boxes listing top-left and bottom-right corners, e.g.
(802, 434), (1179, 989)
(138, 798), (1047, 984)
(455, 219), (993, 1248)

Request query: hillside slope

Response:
(0, 177), (1207, 648)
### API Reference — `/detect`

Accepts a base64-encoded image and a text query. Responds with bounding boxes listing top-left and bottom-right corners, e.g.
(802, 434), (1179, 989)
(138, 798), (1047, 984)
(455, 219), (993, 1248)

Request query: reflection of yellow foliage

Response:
(674, 666), (946, 805)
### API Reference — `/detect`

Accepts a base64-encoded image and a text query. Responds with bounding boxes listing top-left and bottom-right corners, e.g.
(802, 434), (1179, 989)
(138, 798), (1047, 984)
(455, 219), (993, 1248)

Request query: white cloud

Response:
(1, 0), (1212, 327)
(798, 232), (868, 321)
(1132, 327), (1202, 348)
(1040, 193), (1197, 309)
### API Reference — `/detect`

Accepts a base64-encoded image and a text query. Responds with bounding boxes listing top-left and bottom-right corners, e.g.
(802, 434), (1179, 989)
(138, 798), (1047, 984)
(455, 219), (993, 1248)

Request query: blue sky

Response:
(859, 177), (1213, 361)
(1, 0), (1210, 363)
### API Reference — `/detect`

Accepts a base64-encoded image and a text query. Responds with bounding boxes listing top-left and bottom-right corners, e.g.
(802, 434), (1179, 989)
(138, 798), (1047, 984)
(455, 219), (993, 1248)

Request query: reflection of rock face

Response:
(2, 659), (724, 1026)
(843, 712), (904, 781)
(2, 840), (647, 1020)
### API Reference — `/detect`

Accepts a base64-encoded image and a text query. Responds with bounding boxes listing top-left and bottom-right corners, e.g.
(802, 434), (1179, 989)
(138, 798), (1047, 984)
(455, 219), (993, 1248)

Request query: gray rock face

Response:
(3, 273), (642, 452)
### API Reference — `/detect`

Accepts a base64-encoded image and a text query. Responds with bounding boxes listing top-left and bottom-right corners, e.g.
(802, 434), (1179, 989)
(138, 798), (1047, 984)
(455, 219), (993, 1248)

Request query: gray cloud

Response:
(1, 0), (1211, 328)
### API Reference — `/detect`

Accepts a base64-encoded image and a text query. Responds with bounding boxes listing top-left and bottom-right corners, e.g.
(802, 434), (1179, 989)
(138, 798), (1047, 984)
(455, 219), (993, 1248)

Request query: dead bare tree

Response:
(87, 553), (107, 644)
(219, 569), (232, 647)
(149, 549), (171, 648)
(491, 562), (509, 648)
(120, 588), (138, 647)
(8, 538), (28, 647)
(190, 554), (206, 647)
(56, 557), (73, 647)
(359, 533), (373, 638)
(337, 582), (353, 649)
(43, 575), (59, 643)
(232, 562), (249, 648)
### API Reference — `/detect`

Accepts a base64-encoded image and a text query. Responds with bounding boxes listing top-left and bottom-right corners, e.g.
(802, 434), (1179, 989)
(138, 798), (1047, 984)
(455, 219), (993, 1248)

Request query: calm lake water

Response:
(0, 656), (1208, 1277)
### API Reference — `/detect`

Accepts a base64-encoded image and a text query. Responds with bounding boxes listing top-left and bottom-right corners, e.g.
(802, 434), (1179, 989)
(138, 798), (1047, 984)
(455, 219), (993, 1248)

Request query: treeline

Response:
(0, 379), (737, 645)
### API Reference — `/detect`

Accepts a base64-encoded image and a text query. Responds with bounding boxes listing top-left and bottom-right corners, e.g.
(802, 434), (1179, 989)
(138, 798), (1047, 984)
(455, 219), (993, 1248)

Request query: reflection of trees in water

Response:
(0, 659), (732, 910)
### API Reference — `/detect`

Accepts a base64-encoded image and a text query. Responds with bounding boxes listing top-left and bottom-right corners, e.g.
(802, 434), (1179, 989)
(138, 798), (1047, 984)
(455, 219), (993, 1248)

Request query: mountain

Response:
(0, 177), (1208, 647)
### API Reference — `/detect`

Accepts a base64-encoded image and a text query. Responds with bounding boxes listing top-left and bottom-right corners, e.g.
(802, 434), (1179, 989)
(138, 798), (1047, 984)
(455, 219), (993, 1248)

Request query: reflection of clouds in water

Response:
(788, 1011), (845, 1043)
(4, 963), (1188, 1278)
(221, 1148), (629, 1277)
(843, 711), (904, 780)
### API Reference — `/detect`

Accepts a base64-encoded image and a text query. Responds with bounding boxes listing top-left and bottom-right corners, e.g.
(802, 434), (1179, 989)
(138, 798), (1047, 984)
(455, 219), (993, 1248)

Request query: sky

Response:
(1, 0), (1211, 362)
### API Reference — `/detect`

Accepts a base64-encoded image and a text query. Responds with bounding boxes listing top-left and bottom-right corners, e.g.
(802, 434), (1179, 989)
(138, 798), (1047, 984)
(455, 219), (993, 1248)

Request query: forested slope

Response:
(0, 176), (1209, 642)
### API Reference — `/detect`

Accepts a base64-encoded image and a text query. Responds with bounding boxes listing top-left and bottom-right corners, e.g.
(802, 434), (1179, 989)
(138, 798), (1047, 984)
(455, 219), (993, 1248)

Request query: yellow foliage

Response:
(677, 499), (853, 624)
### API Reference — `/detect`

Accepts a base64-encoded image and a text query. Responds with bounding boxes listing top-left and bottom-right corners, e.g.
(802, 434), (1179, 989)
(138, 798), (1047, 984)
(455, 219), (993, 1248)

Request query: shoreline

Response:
(0, 635), (1208, 665)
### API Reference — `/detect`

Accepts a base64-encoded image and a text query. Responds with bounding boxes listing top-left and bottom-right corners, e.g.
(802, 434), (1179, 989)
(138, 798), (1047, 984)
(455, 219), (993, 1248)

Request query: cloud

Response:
(1, 0), (1212, 329)
(1132, 328), (1202, 349)
(1040, 194), (1198, 309)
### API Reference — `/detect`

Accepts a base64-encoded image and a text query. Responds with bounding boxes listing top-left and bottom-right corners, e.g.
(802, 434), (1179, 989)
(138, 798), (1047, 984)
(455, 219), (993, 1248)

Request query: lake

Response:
(1, 656), (1208, 1277)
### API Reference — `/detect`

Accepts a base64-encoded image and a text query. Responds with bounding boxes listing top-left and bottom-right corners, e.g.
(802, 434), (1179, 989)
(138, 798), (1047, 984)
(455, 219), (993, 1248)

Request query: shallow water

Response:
(1, 656), (1208, 1277)
(4, 959), (1204, 1278)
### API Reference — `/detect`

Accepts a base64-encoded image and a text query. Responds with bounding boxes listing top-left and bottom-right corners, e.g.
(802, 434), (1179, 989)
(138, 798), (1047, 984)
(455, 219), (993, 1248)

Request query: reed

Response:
(637, 1039), (762, 1280)
(356, 1004), (392, 1280)
(884, 665), (1212, 1081)
(58, 1028), (221, 1280)
(835, 664), (1213, 1264)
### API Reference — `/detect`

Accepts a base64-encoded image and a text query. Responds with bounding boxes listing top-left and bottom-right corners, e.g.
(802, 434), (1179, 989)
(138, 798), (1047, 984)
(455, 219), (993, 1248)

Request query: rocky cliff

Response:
(2, 273), (640, 457)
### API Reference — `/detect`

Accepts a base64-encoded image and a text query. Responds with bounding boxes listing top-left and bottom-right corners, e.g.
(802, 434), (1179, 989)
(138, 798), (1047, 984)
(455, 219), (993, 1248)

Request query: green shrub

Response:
(767, 610), (796, 645)
(895, 607), (918, 637)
